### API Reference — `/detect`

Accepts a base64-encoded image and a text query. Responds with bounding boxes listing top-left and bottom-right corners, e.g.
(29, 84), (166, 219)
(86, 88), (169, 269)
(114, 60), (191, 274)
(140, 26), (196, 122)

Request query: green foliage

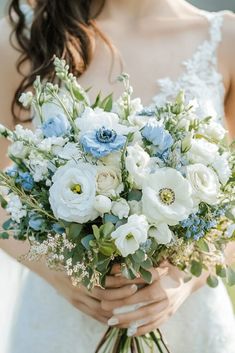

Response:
(139, 267), (152, 284)
(0, 194), (7, 209)
(190, 260), (203, 277)
(227, 267), (235, 286)
(0, 232), (9, 239)
(207, 275), (219, 288)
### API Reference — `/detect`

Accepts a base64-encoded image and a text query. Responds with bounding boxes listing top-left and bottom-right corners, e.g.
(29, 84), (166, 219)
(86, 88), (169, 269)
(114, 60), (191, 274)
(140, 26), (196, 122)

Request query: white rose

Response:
(112, 198), (130, 219)
(142, 168), (194, 226)
(128, 200), (142, 215)
(212, 153), (231, 185)
(148, 223), (173, 244)
(94, 195), (112, 214)
(200, 121), (227, 141)
(125, 144), (150, 189)
(75, 107), (133, 136)
(8, 141), (29, 159)
(111, 214), (148, 257)
(188, 139), (218, 165)
(186, 164), (220, 205)
(49, 161), (98, 223)
(96, 166), (123, 197)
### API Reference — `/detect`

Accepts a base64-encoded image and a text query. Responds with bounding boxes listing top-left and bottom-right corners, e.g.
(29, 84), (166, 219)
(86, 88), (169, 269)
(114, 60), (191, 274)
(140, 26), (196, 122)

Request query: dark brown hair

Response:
(8, 0), (110, 120)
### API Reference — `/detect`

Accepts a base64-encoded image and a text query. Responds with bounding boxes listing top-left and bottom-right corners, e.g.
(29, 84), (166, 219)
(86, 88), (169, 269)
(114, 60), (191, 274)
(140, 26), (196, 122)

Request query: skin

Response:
(0, 0), (235, 336)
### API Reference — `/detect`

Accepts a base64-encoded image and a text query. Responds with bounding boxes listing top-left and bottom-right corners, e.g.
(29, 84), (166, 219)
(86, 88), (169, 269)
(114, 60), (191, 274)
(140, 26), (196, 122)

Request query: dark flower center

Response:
(96, 127), (117, 143)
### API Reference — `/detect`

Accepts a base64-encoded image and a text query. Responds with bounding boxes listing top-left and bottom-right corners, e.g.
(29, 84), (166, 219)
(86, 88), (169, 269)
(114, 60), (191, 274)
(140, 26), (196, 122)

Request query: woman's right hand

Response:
(45, 266), (145, 324)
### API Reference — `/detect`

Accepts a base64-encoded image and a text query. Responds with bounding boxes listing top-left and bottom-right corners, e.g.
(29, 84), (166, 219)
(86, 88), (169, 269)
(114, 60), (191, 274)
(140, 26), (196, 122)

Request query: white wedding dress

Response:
(0, 9), (235, 353)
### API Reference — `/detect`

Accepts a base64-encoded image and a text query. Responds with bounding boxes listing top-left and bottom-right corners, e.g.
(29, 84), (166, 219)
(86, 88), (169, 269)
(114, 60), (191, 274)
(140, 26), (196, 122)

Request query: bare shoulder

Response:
(221, 11), (235, 62)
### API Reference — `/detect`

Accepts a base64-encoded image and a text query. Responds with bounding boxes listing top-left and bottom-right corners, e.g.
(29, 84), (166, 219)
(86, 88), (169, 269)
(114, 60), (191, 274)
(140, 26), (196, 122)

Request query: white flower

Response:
(112, 198), (130, 219)
(199, 121), (227, 141)
(6, 194), (26, 223)
(101, 151), (122, 169)
(27, 151), (49, 182)
(186, 164), (220, 205)
(188, 138), (218, 165)
(128, 200), (142, 215)
(111, 214), (148, 257)
(0, 124), (7, 134)
(181, 132), (193, 153)
(113, 97), (143, 120)
(125, 144), (150, 189)
(38, 137), (67, 153)
(19, 91), (33, 108)
(15, 124), (38, 143)
(96, 166), (123, 197)
(8, 141), (29, 159)
(94, 195), (112, 214)
(127, 114), (149, 129)
(148, 223), (173, 244)
(142, 168), (194, 226)
(212, 153), (231, 185)
(49, 161), (98, 223)
(56, 142), (82, 160)
(75, 107), (133, 136)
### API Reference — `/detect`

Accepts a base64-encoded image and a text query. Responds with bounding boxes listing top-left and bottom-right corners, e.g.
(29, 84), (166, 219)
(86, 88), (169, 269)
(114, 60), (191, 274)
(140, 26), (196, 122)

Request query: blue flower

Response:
(29, 215), (44, 231)
(42, 113), (70, 138)
(142, 122), (173, 155)
(181, 212), (218, 241)
(16, 172), (34, 191)
(80, 127), (127, 158)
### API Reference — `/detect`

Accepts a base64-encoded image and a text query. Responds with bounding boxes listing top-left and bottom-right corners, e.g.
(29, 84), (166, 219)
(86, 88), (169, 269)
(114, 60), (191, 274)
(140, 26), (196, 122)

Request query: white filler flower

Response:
(186, 164), (220, 205)
(142, 168), (194, 225)
(111, 214), (149, 257)
(49, 161), (98, 223)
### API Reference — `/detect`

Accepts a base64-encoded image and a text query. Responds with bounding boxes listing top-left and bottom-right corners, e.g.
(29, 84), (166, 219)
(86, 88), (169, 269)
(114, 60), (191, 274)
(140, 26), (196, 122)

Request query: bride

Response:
(0, 0), (235, 352)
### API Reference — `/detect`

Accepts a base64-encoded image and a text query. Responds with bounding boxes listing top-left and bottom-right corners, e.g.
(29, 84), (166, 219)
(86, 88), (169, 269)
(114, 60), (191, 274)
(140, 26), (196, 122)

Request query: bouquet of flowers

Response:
(0, 57), (235, 353)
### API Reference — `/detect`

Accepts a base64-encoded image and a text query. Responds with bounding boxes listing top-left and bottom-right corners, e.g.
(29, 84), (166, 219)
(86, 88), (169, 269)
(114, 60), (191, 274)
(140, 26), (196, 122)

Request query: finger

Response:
(71, 299), (110, 324)
(110, 264), (121, 274)
(108, 299), (168, 327)
(105, 275), (146, 289)
(148, 267), (169, 282)
(92, 283), (138, 301)
(133, 315), (170, 337)
(102, 280), (166, 312)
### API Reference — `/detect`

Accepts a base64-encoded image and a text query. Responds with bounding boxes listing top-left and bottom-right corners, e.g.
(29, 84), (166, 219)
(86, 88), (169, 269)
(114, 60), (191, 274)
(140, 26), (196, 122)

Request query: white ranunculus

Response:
(128, 200), (142, 215)
(96, 166), (123, 197)
(8, 141), (29, 159)
(148, 223), (173, 244)
(112, 198), (130, 219)
(75, 107), (133, 136)
(56, 142), (82, 160)
(49, 161), (98, 223)
(200, 121), (227, 141)
(111, 214), (149, 257)
(142, 168), (194, 226)
(212, 153), (231, 185)
(186, 164), (220, 205)
(188, 138), (218, 165)
(125, 144), (150, 189)
(94, 195), (112, 214)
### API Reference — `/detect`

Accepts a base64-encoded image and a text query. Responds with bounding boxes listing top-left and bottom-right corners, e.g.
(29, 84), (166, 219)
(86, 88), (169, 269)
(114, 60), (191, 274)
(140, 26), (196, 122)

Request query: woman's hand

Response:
(101, 264), (204, 336)
(44, 265), (147, 324)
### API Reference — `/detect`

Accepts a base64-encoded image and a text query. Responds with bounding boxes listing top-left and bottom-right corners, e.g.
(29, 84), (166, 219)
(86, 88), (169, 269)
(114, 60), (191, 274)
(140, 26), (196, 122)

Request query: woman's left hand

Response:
(101, 264), (201, 336)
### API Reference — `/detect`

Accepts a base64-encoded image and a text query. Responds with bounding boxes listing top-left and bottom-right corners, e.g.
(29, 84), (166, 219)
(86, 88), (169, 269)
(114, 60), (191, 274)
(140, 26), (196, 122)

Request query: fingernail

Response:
(107, 317), (119, 326)
(131, 284), (138, 292)
(127, 326), (137, 337)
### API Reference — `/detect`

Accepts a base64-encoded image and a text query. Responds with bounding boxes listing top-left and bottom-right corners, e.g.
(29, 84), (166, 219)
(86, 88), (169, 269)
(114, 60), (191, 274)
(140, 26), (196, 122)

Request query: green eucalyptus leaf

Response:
(68, 223), (83, 239)
(0, 194), (7, 209)
(81, 234), (94, 250)
(216, 264), (227, 278)
(131, 250), (146, 263)
(190, 260), (202, 277)
(92, 225), (100, 240)
(197, 239), (210, 253)
(101, 222), (115, 238)
(139, 267), (152, 284)
(0, 232), (9, 239)
(100, 94), (113, 112)
(140, 257), (153, 270)
(227, 267), (235, 286)
(207, 275), (219, 288)
(2, 219), (14, 231)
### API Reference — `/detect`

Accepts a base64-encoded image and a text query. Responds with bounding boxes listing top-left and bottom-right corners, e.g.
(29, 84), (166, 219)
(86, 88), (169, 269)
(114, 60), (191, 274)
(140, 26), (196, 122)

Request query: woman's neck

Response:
(98, 0), (191, 22)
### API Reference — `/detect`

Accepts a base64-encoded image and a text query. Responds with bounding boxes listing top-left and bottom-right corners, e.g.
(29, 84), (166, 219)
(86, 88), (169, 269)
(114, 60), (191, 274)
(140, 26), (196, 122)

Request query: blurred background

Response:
(0, 0), (234, 309)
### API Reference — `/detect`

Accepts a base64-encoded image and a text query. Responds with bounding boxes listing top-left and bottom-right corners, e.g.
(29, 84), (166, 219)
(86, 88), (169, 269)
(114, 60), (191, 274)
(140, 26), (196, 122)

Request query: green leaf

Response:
(0, 194), (7, 209)
(207, 275), (219, 288)
(81, 234), (94, 250)
(190, 260), (203, 277)
(139, 267), (152, 284)
(91, 91), (101, 109)
(197, 239), (210, 253)
(0, 232), (9, 239)
(121, 265), (137, 280)
(92, 225), (100, 240)
(216, 264), (227, 278)
(100, 94), (113, 112)
(100, 222), (115, 238)
(2, 219), (14, 231)
(227, 267), (235, 286)
(140, 257), (153, 270)
(99, 241), (116, 256)
(131, 250), (146, 263)
(68, 223), (83, 239)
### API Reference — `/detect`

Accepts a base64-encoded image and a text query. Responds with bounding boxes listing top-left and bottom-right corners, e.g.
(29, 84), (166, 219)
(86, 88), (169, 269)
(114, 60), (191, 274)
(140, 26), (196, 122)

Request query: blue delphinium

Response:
(80, 126), (126, 158)
(181, 213), (217, 241)
(16, 172), (34, 191)
(42, 113), (70, 138)
(142, 121), (173, 157)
